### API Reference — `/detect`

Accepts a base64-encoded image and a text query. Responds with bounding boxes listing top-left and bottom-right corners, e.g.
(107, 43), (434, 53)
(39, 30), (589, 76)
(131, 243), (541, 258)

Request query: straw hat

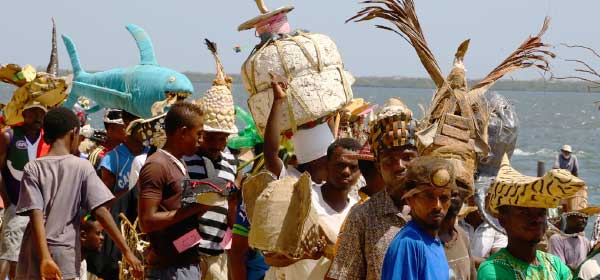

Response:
(488, 154), (585, 215)
(561, 144), (573, 153)
(368, 98), (416, 159)
(238, 0), (294, 31)
(200, 39), (238, 134)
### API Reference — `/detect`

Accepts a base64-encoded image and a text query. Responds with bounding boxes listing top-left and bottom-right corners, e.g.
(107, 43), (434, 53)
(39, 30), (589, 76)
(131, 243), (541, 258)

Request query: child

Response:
(15, 107), (142, 280)
(80, 215), (104, 280)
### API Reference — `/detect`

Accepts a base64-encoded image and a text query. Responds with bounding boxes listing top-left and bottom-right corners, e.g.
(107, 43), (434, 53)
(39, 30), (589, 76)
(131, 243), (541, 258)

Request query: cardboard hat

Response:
(243, 172), (330, 263)
(200, 39), (238, 135)
(562, 187), (600, 217)
(401, 156), (465, 199)
(291, 123), (334, 164)
(488, 154), (585, 215)
(427, 145), (476, 194)
(238, 0), (294, 31)
(369, 98), (416, 159)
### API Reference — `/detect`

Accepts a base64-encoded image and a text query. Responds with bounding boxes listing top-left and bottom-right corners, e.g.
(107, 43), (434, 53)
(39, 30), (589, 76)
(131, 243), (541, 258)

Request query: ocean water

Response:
(2, 82), (599, 206)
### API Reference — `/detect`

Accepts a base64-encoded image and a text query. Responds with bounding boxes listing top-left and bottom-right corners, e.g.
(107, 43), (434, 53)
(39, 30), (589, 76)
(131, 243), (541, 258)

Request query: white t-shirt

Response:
(266, 184), (357, 280)
(578, 253), (600, 280)
(128, 154), (148, 189)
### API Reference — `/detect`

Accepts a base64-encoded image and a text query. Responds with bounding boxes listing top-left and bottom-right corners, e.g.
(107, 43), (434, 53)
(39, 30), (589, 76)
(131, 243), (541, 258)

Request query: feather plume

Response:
(205, 38), (230, 87)
(471, 17), (555, 92)
(348, 0), (444, 87)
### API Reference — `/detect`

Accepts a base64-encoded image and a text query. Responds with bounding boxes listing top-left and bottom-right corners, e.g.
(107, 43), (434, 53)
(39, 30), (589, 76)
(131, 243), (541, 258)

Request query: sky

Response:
(1, 0), (599, 80)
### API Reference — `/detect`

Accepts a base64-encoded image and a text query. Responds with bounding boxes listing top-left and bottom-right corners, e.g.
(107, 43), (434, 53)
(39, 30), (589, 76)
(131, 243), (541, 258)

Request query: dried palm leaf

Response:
(205, 38), (231, 88)
(347, 0), (444, 87)
(470, 17), (555, 93)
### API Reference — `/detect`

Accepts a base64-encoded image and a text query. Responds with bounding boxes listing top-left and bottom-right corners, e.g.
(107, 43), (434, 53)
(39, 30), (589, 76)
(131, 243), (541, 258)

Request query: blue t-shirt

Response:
(234, 198), (269, 280)
(381, 220), (450, 280)
(100, 144), (148, 192)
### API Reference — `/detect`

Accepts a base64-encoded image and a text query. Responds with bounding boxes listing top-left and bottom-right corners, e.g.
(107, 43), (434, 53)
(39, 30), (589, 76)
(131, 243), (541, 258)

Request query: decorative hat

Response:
(561, 144), (573, 153)
(368, 98), (416, 159)
(488, 154), (585, 215)
(23, 101), (47, 112)
(342, 141), (374, 162)
(562, 187), (600, 217)
(402, 156), (465, 199)
(291, 123), (334, 164)
(126, 113), (167, 148)
(199, 39), (237, 135)
(104, 109), (124, 125)
(181, 177), (235, 207)
(238, 0), (294, 32)
(427, 145), (476, 194)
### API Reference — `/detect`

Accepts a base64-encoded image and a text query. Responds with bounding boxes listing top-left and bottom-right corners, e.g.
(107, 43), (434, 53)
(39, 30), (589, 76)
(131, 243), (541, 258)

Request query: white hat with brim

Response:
(292, 123), (334, 165)
(238, 6), (295, 31)
(561, 145), (573, 153)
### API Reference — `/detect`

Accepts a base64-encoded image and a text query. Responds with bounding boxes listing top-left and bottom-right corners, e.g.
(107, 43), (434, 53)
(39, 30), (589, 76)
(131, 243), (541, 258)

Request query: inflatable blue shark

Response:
(62, 24), (194, 118)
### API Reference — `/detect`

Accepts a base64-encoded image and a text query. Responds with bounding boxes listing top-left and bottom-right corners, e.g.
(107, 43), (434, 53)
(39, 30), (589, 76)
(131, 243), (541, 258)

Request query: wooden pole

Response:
(537, 161), (545, 177)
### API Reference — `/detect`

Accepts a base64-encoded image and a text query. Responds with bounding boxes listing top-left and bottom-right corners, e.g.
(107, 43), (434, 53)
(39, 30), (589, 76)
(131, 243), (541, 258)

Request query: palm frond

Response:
(471, 17), (555, 91)
(348, 0), (444, 87)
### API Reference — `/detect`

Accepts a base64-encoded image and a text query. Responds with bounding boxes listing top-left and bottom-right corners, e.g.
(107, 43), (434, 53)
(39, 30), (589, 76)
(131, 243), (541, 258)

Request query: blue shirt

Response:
(100, 144), (148, 192)
(381, 221), (449, 280)
(233, 198), (269, 280)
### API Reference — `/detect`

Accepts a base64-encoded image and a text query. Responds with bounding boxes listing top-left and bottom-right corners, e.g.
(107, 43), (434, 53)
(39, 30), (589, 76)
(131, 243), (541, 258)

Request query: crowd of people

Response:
(0, 71), (597, 280)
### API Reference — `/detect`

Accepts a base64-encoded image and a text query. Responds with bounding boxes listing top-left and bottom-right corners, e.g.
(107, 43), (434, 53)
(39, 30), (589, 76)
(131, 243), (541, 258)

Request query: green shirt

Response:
(477, 248), (572, 280)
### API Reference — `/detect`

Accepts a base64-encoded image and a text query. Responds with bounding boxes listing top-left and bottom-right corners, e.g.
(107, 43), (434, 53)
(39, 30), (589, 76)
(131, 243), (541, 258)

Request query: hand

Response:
(40, 258), (62, 280)
(124, 251), (144, 279)
(269, 72), (288, 101)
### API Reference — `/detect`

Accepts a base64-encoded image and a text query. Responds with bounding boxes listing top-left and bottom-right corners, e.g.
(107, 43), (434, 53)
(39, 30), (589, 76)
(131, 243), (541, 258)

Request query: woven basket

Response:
(243, 171), (326, 262)
(242, 32), (354, 135)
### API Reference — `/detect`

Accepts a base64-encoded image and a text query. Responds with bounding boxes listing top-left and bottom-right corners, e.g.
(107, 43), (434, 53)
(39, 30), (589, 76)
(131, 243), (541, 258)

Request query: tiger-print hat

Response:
(369, 98), (417, 159)
(488, 154), (585, 216)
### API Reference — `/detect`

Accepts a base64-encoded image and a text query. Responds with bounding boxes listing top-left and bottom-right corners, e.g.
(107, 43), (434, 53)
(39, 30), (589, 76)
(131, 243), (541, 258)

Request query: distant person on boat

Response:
(553, 145), (579, 176)
(381, 157), (462, 280)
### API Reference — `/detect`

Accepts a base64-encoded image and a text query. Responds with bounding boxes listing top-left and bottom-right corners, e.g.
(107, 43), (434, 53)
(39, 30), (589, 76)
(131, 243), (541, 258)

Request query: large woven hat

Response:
(562, 187), (600, 217)
(242, 172), (330, 265)
(488, 154), (585, 215)
(368, 98), (416, 159)
(199, 39), (237, 134)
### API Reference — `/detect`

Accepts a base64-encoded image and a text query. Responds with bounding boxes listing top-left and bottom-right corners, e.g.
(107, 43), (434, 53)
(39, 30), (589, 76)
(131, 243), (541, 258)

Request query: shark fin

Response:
(61, 34), (87, 77)
(66, 81), (133, 111)
(126, 24), (158, 66)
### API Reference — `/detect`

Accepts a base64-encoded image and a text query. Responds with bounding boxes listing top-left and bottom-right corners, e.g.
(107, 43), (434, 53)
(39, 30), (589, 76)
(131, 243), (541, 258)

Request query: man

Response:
(263, 73), (329, 184)
(80, 215), (104, 280)
(577, 217), (600, 279)
(266, 138), (362, 279)
(183, 91), (240, 279)
(15, 107), (142, 279)
(460, 209), (508, 268)
(88, 110), (146, 279)
(382, 157), (465, 280)
(88, 109), (127, 171)
(0, 102), (48, 280)
(553, 144), (579, 176)
(549, 210), (591, 271)
(477, 156), (582, 280)
(327, 98), (417, 280)
(138, 102), (213, 279)
(440, 189), (476, 280)
(346, 142), (385, 201)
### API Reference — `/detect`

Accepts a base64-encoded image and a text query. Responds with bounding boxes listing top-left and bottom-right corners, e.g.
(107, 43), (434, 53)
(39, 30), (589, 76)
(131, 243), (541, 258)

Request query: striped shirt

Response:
(183, 151), (238, 256)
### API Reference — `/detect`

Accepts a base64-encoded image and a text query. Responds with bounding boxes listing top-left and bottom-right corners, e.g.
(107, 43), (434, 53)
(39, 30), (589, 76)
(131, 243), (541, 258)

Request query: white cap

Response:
(561, 145), (573, 153)
(291, 123), (334, 165)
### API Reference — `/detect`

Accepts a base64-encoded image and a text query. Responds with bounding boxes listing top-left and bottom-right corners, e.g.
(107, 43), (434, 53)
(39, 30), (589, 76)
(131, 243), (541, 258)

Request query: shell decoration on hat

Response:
(199, 39), (237, 134)
(0, 19), (69, 127)
(487, 154), (585, 216)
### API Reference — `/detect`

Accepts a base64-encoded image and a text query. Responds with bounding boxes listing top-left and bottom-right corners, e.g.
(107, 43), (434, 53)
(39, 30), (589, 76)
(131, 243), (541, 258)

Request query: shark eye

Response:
(168, 76), (176, 83)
